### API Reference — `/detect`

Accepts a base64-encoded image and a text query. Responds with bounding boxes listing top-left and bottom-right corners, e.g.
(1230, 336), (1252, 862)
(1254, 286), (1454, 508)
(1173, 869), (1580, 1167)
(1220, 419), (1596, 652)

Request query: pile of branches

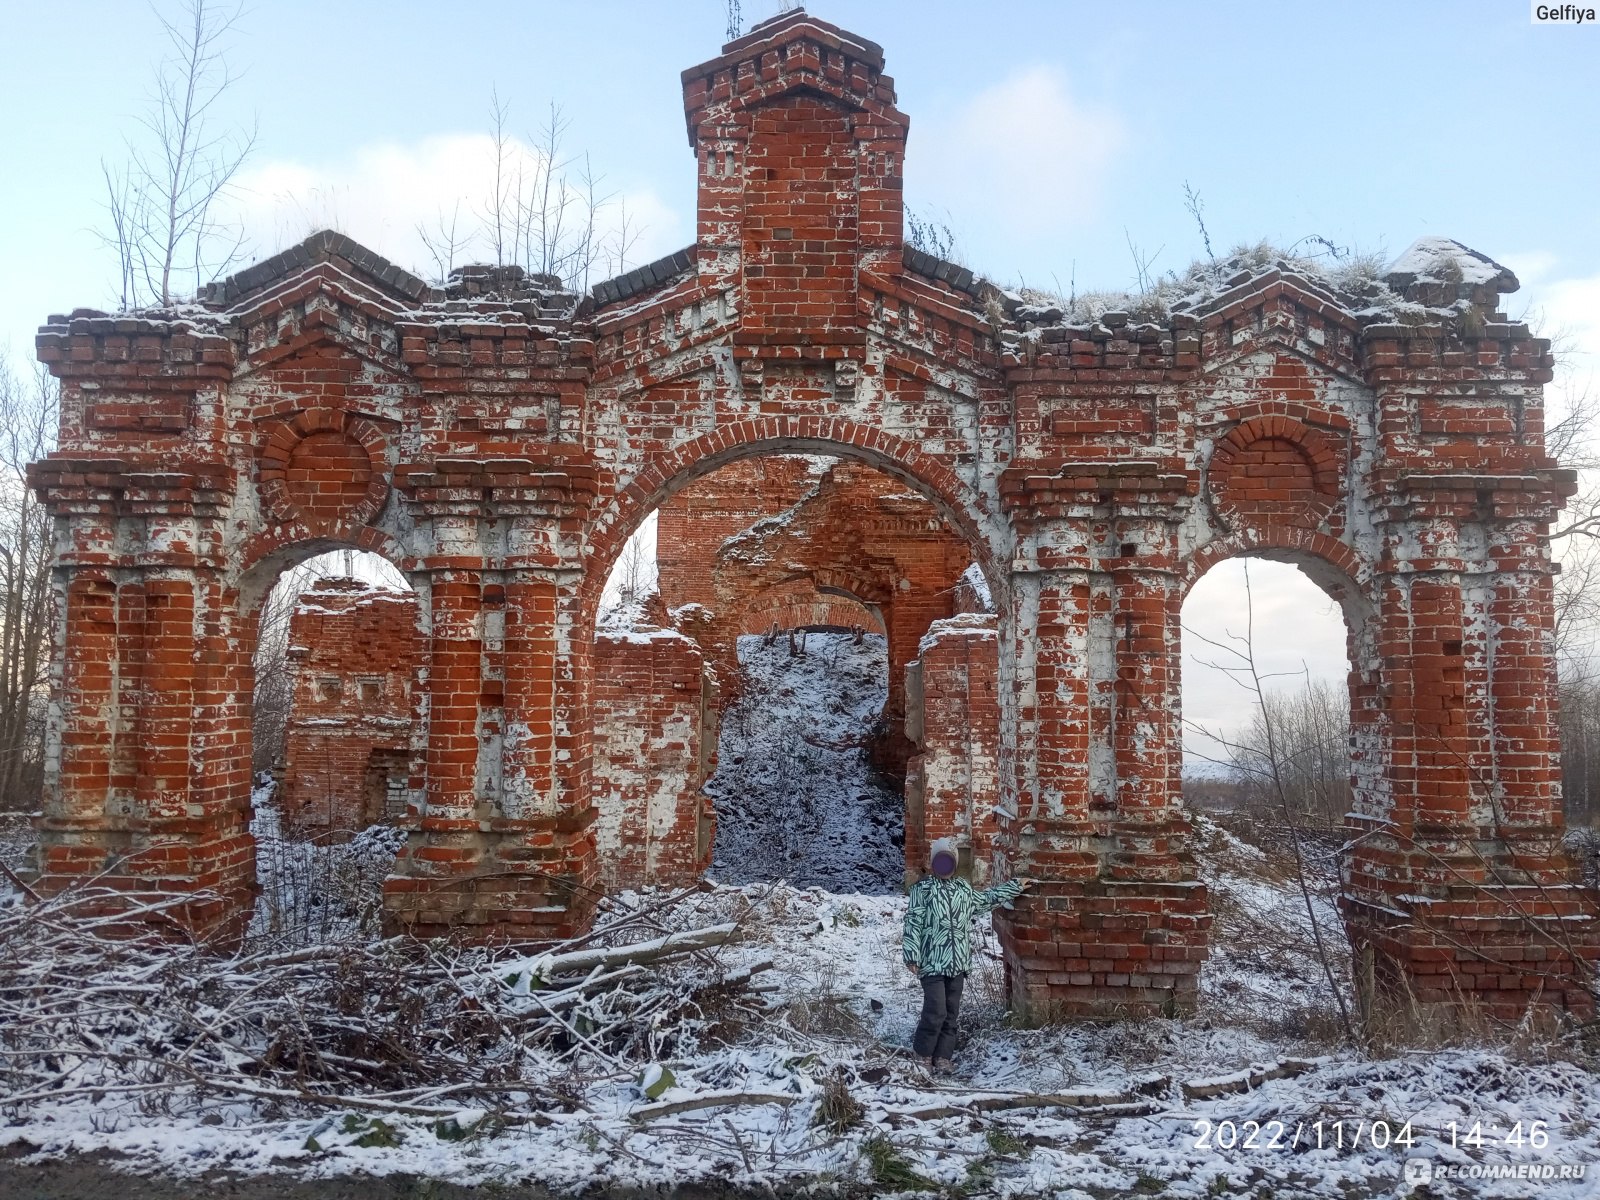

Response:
(0, 883), (767, 1125)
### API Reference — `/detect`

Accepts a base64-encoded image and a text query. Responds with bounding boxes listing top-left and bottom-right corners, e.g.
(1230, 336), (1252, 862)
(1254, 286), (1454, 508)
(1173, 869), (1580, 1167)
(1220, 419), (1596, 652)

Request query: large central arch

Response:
(25, 10), (1598, 1019)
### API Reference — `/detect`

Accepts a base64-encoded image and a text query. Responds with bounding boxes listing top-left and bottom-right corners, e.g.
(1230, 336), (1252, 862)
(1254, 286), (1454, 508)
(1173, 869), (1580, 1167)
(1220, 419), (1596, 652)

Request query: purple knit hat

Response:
(930, 837), (958, 878)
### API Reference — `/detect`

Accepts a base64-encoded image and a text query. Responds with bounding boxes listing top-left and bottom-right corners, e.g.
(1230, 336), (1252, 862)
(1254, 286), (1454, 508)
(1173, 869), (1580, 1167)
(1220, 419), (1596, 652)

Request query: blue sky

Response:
(4, 0), (1597, 352)
(3, 0), (1595, 746)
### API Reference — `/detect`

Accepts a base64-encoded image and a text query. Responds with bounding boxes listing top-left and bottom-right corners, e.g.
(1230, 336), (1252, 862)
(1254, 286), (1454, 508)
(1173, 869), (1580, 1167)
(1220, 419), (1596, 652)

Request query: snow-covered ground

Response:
(5, 804), (1600, 1196)
(4, 641), (1600, 1197)
(4, 854), (1600, 1197)
(706, 632), (904, 893)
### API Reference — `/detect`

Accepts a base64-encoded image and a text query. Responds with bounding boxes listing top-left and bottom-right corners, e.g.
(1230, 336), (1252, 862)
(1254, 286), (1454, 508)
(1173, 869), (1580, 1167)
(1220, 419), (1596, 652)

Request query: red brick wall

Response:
(591, 629), (719, 889)
(658, 459), (975, 753)
(656, 456), (824, 612)
(741, 97), (859, 338)
(280, 579), (420, 839)
(905, 615), (1000, 883)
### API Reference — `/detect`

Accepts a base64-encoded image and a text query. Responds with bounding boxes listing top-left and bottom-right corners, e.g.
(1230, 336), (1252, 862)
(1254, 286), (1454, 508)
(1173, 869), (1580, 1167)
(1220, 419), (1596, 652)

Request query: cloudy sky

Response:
(3, 1), (1594, 760)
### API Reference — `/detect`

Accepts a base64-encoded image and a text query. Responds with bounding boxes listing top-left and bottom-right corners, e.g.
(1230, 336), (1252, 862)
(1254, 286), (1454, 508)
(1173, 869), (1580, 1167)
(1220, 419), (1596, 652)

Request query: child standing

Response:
(901, 837), (1031, 1071)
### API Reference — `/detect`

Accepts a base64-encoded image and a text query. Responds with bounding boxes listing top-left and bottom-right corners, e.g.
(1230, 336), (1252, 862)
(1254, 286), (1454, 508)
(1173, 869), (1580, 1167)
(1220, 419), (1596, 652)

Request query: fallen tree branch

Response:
(527, 922), (741, 978)
(882, 1076), (1170, 1123)
(631, 1089), (801, 1121)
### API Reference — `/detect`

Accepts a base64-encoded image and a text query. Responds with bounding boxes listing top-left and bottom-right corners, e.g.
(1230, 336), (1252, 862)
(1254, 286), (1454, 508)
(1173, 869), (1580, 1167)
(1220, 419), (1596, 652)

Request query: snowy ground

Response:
(705, 632), (905, 893)
(4, 651), (1600, 1195)
(4, 812), (1600, 1197)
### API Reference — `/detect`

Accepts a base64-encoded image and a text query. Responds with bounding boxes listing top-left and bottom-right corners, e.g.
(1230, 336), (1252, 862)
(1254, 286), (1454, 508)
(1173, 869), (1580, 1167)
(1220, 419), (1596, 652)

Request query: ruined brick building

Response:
(278, 577), (420, 840)
(26, 10), (1600, 1018)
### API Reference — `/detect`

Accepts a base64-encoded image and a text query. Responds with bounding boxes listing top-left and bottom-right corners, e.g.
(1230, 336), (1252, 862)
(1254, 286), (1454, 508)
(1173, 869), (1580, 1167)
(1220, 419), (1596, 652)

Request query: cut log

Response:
(1181, 1058), (1317, 1101)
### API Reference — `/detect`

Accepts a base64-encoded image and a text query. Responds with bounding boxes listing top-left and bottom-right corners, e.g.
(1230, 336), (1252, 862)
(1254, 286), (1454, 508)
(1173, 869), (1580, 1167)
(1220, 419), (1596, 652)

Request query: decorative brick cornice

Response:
(28, 454), (231, 517)
(36, 315), (234, 385)
(681, 11), (900, 145)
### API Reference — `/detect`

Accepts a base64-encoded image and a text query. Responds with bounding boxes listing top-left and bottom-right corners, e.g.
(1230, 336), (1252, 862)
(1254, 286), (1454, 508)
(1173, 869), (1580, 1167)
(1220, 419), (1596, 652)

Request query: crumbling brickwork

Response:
(656, 457), (826, 612)
(27, 11), (1599, 1018)
(905, 614), (1000, 884)
(659, 458), (972, 761)
(279, 578), (420, 840)
(592, 629), (719, 890)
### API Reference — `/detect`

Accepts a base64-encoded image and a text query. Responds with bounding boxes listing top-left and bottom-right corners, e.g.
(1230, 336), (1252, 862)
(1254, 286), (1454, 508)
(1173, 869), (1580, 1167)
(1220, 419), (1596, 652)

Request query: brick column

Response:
(994, 471), (1210, 1018)
(903, 615), (1000, 882)
(383, 569), (484, 934)
(991, 562), (1100, 1016)
(1109, 560), (1187, 878)
(33, 565), (253, 939)
(1342, 489), (1600, 1019)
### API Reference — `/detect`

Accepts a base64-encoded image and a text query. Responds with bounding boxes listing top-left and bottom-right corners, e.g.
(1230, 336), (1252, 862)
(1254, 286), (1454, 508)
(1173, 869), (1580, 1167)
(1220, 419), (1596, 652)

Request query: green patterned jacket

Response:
(901, 875), (1024, 977)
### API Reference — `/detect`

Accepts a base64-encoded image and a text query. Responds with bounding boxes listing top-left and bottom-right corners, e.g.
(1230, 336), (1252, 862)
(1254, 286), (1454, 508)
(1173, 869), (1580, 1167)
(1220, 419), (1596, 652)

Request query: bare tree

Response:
(598, 521), (659, 627)
(1225, 680), (1350, 830)
(0, 358), (57, 810)
(416, 201), (470, 286)
(101, 0), (255, 309)
(251, 559), (322, 778)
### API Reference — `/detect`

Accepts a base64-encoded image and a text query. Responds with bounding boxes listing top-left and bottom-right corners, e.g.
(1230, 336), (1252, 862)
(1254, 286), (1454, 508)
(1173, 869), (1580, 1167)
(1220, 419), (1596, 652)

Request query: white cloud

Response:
(1501, 250), (1559, 287)
(226, 133), (683, 288)
(1525, 271), (1600, 383)
(908, 66), (1123, 248)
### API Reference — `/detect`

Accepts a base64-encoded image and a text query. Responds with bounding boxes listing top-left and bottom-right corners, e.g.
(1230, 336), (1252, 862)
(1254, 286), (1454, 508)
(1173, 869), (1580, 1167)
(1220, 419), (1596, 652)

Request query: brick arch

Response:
(1182, 525), (1374, 626)
(1206, 415), (1341, 524)
(237, 527), (418, 617)
(810, 567), (894, 608)
(257, 407), (392, 530)
(731, 579), (887, 637)
(580, 416), (1001, 635)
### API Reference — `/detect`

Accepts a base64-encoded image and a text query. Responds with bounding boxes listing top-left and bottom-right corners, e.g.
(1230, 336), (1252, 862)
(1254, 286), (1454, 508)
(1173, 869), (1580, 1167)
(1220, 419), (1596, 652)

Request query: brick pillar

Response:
(499, 573), (598, 932)
(34, 572), (118, 884)
(992, 564), (1103, 1016)
(904, 615), (1000, 882)
(1103, 558), (1209, 1014)
(384, 568), (598, 941)
(1486, 526), (1565, 833)
(592, 629), (719, 890)
(1343, 496), (1600, 1019)
(384, 570), (484, 932)
(33, 567), (253, 940)
(993, 486), (1210, 1019)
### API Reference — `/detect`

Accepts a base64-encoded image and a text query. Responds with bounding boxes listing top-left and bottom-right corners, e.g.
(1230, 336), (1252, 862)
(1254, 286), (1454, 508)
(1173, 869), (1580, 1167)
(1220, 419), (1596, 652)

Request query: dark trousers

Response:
(913, 973), (965, 1060)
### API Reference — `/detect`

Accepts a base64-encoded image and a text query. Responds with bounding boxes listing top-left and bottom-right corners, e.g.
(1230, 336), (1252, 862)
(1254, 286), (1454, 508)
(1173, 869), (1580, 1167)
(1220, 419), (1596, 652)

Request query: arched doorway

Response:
(1181, 554), (1358, 1020)
(239, 543), (421, 945)
(586, 445), (1003, 896)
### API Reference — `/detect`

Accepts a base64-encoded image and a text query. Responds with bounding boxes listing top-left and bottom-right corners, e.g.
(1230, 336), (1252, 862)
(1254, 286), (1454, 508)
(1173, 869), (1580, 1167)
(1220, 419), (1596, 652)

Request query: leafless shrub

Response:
(778, 962), (865, 1039)
(813, 1067), (863, 1132)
